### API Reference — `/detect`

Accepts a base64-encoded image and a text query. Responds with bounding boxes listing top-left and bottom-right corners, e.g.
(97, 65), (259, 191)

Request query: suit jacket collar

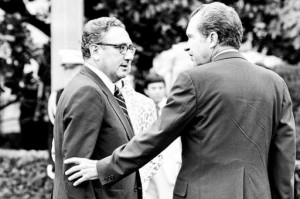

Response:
(212, 51), (247, 62)
(80, 65), (135, 140)
(85, 62), (115, 94)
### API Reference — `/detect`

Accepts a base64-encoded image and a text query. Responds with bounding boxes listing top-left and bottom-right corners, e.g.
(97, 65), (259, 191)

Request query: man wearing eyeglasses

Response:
(52, 17), (142, 199)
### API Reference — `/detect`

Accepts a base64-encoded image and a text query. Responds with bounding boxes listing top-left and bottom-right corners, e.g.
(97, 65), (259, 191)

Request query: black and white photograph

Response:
(0, 0), (299, 198)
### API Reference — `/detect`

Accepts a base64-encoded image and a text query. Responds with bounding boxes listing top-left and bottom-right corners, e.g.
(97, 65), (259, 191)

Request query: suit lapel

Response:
(80, 66), (135, 140)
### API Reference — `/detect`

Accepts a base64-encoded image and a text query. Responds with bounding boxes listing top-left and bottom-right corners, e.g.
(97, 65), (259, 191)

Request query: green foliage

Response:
(236, 0), (300, 64)
(0, 9), (50, 135)
(276, 0), (300, 63)
(0, 11), (50, 115)
(0, 13), (34, 94)
(0, 149), (53, 199)
(279, 0), (300, 47)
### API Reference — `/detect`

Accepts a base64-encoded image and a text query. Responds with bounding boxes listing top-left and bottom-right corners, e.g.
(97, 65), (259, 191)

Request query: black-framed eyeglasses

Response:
(95, 42), (136, 55)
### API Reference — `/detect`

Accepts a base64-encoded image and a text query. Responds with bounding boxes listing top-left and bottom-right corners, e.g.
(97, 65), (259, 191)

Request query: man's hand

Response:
(64, 157), (98, 186)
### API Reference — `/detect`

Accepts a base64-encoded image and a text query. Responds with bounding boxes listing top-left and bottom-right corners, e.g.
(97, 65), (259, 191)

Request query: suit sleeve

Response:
(269, 82), (296, 199)
(63, 86), (104, 198)
(97, 72), (196, 186)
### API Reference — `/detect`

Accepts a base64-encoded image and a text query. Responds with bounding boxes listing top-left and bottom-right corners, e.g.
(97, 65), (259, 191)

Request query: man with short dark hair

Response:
(144, 73), (167, 116)
(65, 3), (296, 199)
(53, 17), (142, 199)
(143, 72), (182, 199)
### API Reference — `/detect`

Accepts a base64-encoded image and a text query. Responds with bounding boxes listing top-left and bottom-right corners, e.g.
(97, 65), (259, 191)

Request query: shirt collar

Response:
(85, 62), (115, 94)
(115, 79), (124, 90)
(212, 49), (239, 61)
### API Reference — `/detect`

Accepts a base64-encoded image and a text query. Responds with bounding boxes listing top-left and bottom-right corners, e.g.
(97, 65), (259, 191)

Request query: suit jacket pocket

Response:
(174, 177), (188, 197)
(94, 187), (125, 199)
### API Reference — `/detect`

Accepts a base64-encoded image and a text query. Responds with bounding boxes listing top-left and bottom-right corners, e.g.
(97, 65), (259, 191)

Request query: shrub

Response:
(0, 149), (53, 199)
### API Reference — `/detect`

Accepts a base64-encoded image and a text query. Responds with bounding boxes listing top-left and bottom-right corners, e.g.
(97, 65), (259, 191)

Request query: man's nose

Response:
(123, 51), (134, 61)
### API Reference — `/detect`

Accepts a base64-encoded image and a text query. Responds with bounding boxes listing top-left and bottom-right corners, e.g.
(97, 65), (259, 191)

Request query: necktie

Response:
(155, 103), (160, 117)
(114, 86), (131, 123)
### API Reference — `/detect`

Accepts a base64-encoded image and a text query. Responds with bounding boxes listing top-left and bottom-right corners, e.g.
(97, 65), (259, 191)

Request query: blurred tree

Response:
(0, 0), (50, 110)
(275, 0), (300, 64)
(0, 0), (50, 149)
(237, 0), (300, 64)
(0, 0), (50, 36)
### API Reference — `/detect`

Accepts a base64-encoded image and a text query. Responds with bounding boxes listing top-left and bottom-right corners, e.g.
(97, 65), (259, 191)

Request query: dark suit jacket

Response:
(97, 52), (296, 199)
(53, 66), (141, 199)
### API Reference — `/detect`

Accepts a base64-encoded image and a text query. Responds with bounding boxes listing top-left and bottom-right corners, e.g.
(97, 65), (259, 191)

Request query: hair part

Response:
(191, 2), (243, 49)
(81, 17), (125, 60)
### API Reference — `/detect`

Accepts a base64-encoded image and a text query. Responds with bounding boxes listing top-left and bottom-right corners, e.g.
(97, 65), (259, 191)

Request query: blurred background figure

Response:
(0, 80), (21, 148)
(115, 76), (162, 197)
(144, 73), (167, 116)
(48, 49), (83, 124)
(19, 59), (48, 151)
(47, 49), (83, 179)
(151, 42), (193, 93)
(143, 72), (182, 199)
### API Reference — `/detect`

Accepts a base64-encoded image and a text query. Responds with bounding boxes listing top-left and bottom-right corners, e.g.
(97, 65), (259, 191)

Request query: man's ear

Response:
(208, 32), (218, 48)
(90, 45), (100, 61)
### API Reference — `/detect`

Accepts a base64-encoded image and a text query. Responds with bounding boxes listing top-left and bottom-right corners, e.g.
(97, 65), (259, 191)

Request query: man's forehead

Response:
(186, 21), (196, 36)
(102, 27), (132, 43)
(186, 15), (199, 34)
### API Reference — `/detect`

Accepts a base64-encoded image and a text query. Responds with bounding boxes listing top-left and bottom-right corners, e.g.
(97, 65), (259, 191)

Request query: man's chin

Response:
(120, 67), (129, 73)
(117, 73), (128, 80)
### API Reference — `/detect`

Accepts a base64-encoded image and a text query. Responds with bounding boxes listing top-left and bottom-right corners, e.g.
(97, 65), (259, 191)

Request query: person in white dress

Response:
(116, 75), (164, 198)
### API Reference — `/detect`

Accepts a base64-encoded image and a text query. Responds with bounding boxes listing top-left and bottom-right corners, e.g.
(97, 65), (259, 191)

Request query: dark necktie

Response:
(114, 86), (131, 124)
(155, 103), (160, 117)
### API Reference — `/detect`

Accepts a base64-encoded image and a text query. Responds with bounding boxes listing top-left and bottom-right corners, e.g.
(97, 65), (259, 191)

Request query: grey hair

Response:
(81, 17), (125, 59)
(191, 2), (243, 49)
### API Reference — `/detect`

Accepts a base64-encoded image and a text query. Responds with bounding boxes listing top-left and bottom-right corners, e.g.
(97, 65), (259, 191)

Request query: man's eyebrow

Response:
(119, 43), (133, 46)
